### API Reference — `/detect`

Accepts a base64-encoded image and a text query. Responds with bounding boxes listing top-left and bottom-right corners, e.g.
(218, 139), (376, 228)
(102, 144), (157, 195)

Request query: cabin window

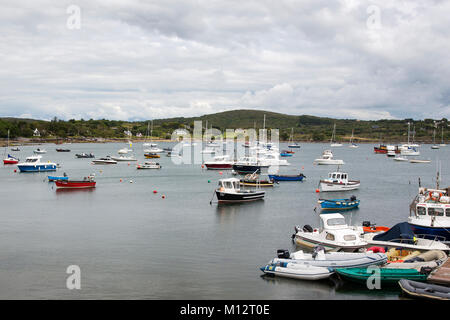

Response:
(224, 182), (233, 189)
(342, 174), (347, 179)
(417, 207), (426, 216)
(344, 234), (356, 241)
(428, 208), (444, 216)
(332, 174), (336, 179)
(446, 209), (450, 217)
(325, 233), (335, 241)
(327, 218), (346, 226)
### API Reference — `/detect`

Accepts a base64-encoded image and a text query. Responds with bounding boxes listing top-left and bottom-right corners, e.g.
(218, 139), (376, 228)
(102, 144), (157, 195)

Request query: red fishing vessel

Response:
(55, 176), (96, 189)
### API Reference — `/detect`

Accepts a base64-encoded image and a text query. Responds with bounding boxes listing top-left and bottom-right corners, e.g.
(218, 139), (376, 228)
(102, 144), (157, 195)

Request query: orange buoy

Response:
(201, 164), (205, 168)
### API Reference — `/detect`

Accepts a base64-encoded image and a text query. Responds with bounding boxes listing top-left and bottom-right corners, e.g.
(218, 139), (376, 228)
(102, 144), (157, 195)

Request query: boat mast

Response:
(407, 122), (410, 145)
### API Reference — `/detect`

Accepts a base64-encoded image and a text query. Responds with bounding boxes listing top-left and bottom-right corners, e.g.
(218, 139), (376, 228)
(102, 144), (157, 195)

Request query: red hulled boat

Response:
(3, 154), (19, 164)
(55, 177), (96, 189)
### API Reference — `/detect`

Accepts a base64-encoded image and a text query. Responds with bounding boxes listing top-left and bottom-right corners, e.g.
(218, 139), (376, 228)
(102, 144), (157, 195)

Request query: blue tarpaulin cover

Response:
(372, 222), (415, 242)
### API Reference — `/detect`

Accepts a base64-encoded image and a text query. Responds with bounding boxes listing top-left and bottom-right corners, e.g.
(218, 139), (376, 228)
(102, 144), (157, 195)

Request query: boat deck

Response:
(428, 257), (450, 285)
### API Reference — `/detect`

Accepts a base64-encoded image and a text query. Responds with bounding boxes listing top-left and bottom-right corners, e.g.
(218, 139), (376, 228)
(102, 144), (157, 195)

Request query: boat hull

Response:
(215, 190), (265, 203)
(232, 164), (267, 174)
(294, 234), (365, 252)
(260, 264), (333, 280)
(204, 163), (233, 170)
(3, 159), (19, 164)
(336, 267), (428, 285)
(319, 181), (360, 192)
(55, 180), (96, 189)
(319, 199), (360, 210)
(268, 174), (304, 181)
(48, 176), (69, 182)
(408, 223), (450, 242)
(18, 164), (57, 172)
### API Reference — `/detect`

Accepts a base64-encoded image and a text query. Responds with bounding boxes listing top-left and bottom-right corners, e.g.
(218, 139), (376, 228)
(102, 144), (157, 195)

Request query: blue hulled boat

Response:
(268, 173), (305, 182)
(318, 196), (360, 211)
(48, 175), (69, 182)
(17, 156), (57, 172)
(280, 152), (293, 157)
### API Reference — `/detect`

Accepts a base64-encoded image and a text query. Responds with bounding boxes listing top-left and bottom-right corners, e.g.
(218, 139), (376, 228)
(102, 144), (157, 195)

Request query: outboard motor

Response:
(419, 266), (433, 275)
(277, 249), (290, 259)
(303, 225), (314, 233)
(350, 195), (356, 201)
(312, 246), (326, 259)
(362, 221), (371, 228)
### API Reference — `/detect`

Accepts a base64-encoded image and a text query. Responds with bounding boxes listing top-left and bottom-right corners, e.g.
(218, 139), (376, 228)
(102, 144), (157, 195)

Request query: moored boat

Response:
(56, 148), (71, 152)
(319, 170), (360, 192)
(336, 267), (429, 285)
(260, 262), (333, 280)
(313, 150), (344, 165)
(3, 154), (19, 165)
(204, 155), (234, 170)
(268, 173), (305, 182)
(48, 175), (69, 182)
(33, 148), (47, 154)
(17, 156), (57, 172)
(399, 279), (450, 300)
(136, 161), (161, 169)
(239, 173), (274, 187)
(76, 153), (95, 158)
(213, 178), (265, 203)
(318, 196), (360, 211)
(144, 152), (160, 159)
(55, 176), (96, 189)
(92, 157), (117, 165)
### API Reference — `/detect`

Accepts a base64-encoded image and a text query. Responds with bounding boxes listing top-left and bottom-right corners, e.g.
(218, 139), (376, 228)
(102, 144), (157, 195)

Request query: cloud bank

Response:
(0, 0), (449, 120)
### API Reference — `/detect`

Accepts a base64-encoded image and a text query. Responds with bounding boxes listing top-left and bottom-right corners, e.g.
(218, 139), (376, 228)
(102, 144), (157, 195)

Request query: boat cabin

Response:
(218, 178), (241, 192)
(319, 213), (362, 244)
(24, 156), (41, 163)
(326, 172), (349, 183)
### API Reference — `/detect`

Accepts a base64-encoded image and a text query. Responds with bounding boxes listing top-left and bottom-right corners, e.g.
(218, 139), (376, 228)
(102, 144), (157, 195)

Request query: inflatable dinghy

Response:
(399, 279), (450, 300)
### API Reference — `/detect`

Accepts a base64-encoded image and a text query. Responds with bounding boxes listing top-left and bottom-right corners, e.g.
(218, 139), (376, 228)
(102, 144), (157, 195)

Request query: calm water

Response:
(0, 142), (449, 299)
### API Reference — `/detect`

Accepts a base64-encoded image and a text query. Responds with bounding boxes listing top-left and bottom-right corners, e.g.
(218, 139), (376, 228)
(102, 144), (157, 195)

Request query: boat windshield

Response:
(26, 158), (37, 163)
(417, 206), (426, 215)
(326, 218), (346, 226)
(428, 208), (444, 216)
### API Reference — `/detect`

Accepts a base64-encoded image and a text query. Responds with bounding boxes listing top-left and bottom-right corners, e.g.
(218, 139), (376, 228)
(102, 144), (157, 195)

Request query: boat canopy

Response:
(218, 178), (240, 191)
(372, 222), (415, 242)
(320, 213), (348, 230)
(328, 172), (348, 181)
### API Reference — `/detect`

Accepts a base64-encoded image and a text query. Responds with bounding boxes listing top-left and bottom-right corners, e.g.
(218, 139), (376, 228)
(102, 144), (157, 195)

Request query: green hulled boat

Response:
(336, 267), (429, 285)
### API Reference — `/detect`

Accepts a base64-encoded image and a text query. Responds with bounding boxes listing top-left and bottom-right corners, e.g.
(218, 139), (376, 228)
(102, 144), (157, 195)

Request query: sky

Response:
(0, 0), (449, 121)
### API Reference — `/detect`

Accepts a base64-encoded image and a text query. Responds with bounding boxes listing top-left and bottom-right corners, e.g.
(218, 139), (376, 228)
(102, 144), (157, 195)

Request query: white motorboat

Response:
(361, 222), (450, 252)
(136, 161), (161, 169)
(110, 155), (137, 161)
(17, 155), (57, 172)
(118, 148), (133, 154)
(313, 150), (344, 165)
(400, 146), (420, 156)
(92, 157), (117, 164)
(259, 152), (290, 166)
(33, 148), (47, 154)
(268, 247), (387, 269)
(293, 214), (368, 252)
(319, 170), (360, 192)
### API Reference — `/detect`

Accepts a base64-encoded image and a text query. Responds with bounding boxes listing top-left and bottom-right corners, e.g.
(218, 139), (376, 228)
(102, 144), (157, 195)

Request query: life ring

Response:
(367, 246), (385, 253)
(429, 191), (442, 201)
(219, 187), (225, 192)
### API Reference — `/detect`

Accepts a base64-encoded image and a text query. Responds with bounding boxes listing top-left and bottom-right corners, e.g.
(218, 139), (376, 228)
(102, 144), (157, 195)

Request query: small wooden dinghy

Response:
(384, 250), (448, 269)
(144, 152), (160, 159)
(239, 173), (274, 187)
(399, 279), (450, 300)
(260, 262), (334, 280)
(318, 196), (360, 211)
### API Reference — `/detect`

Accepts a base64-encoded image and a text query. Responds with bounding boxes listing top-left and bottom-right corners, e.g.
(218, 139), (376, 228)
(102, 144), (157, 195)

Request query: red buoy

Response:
(315, 189), (320, 193)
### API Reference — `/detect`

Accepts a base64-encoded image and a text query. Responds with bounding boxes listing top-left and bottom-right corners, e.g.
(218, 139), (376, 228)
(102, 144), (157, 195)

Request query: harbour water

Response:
(0, 142), (448, 299)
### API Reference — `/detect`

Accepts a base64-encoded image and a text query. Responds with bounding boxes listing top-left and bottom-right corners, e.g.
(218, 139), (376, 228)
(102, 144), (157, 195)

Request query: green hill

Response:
(0, 109), (448, 143)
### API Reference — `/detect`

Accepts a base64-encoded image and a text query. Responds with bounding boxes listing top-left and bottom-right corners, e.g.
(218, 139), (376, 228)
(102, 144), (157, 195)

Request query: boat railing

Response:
(414, 233), (447, 244)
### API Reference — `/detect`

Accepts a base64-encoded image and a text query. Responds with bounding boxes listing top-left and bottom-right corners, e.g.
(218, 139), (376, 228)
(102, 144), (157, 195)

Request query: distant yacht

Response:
(330, 124), (342, 147)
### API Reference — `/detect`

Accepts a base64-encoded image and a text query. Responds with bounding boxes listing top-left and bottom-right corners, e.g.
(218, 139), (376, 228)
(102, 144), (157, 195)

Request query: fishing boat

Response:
(11, 147), (20, 151)
(400, 146), (420, 156)
(204, 155), (234, 170)
(239, 172), (274, 187)
(92, 157), (117, 165)
(399, 279), (450, 300)
(319, 170), (360, 192)
(393, 156), (408, 162)
(144, 152), (160, 159)
(318, 196), (360, 211)
(232, 157), (269, 174)
(361, 222), (450, 252)
(110, 155), (137, 161)
(260, 262), (334, 280)
(292, 213), (368, 252)
(374, 144), (400, 154)
(3, 130), (19, 164)
(17, 156), (57, 172)
(33, 148), (47, 154)
(136, 161), (161, 169)
(75, 153), (95, 158)
(268, 247), (387, 269)
(268, 173), (305, 182)
(213, 178), (265, 203)
(55, 176), (96, 189)
(336, 267), (429, 285)
(330, 123), (343, 147)
(56, 148), (71, 152)
(313, 150), (344, 165)
(408, 180), (450, 241)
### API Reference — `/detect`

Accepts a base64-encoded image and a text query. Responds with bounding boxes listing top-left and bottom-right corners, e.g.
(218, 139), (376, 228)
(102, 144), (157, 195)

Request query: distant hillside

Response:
(0, 109), (448, 143)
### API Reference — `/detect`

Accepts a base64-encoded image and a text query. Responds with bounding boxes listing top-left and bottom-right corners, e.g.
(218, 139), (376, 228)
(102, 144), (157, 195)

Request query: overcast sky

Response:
(0, 0), (449, 121)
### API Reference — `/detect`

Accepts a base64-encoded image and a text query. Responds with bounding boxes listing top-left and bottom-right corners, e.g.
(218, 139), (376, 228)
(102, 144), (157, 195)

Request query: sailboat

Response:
(143, 122), (155, 147)
(330, 124), (342, 147)
(288, 128), (301, 149)
(431, 129), (440, 149)
(3, 130), (19, 164)
(348, 129), (358, 148)
(143, 120), (163, 153)
(440, 126), (446, 147)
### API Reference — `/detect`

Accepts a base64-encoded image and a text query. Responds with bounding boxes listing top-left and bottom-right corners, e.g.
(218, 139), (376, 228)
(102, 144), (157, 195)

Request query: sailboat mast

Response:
(407, 122), (410, 145)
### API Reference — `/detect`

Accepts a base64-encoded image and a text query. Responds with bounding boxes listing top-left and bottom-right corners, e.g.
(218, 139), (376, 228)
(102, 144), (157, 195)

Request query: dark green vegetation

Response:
(0, 110), (448, 142)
